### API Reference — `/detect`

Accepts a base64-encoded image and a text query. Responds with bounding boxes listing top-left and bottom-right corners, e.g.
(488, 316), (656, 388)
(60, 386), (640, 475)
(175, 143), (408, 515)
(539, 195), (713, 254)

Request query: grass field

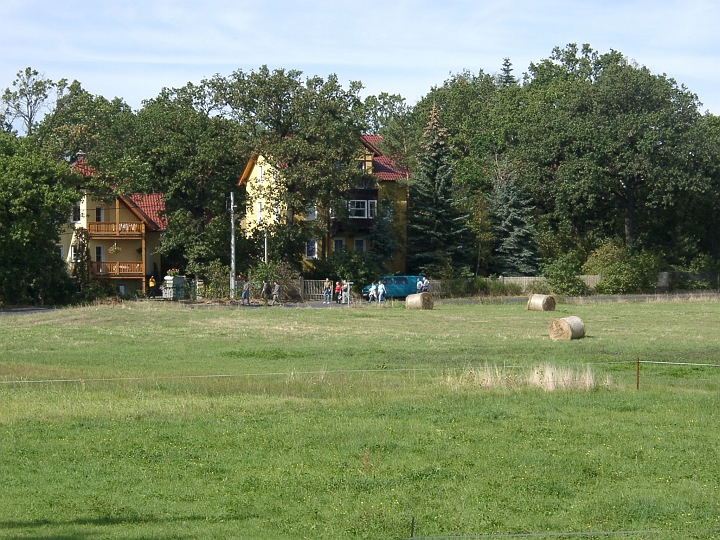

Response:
(1, 299), (719, 539)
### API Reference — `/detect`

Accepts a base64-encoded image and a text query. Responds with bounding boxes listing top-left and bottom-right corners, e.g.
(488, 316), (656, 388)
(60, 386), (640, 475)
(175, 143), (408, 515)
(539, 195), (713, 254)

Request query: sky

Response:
(2, 0), (720, 114)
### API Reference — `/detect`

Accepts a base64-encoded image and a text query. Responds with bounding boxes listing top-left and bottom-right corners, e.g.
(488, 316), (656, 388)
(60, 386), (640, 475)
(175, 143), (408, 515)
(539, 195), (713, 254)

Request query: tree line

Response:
(2, 43), (719, 303)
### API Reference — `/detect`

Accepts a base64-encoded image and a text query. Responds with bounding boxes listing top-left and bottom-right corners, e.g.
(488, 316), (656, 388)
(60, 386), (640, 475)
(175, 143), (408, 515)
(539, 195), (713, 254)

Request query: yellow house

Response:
(238, 135), (408, 273)
(59, 160), (166, 296)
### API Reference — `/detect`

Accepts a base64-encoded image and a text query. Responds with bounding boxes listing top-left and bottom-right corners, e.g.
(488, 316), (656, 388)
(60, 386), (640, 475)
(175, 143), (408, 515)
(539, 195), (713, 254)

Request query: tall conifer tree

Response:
(407, 104), (468, 275)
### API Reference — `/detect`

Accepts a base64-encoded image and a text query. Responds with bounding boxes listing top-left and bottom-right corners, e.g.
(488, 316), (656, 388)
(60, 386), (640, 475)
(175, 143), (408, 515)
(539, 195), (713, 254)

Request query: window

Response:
(305, 239), (318, 259)
(348, 200), (367, 219)
(305, 204), (317, 221)
(273, 202), (280, 223)
(95, 206), (103, 222)
(71, 205), (81, 222)
(333, 238), (345, 252)
(95, 246), (103, 262)
(368, 200), (378, 218)
(57, 244), (63, 260)
(354, 238), (366, 252)
(256, 201), (263, 223)
(257, 165), (263, 184)
(70, 245), (79, 262)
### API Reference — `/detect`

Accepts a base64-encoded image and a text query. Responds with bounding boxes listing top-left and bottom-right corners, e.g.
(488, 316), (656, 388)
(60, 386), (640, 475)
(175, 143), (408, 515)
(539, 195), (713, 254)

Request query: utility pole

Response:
(230, 191), (236, 299)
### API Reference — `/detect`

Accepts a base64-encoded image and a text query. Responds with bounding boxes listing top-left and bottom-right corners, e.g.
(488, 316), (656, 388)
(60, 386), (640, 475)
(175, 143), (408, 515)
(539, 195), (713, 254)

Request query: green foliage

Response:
(247, 260), (302, 301)
(203, 259), (231, 299)
(471, 277), (524, 296)
(2, 67), (67, 135)
(305, 249), (382, 293)
(489, 161), (540, 276)
(584, 241), (661, 294)
(367, 198), (400, 267)
(0, 132), (79, 304)
(407, 104), (469, 275)
(541, 254), (588, 296)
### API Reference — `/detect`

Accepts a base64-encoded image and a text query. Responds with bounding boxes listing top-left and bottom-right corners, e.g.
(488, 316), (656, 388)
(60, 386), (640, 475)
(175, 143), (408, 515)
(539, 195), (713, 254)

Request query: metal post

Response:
(264, 231), (268, 264)
(230, 192), (236, 299)
(636, 356), (640, 390)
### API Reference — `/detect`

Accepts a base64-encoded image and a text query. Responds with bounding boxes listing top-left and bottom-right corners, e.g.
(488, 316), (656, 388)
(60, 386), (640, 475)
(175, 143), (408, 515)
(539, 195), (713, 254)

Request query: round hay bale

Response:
(406, 292), (434, 310)
(549, 316), (585, 340)
(527, 294), (556, 311)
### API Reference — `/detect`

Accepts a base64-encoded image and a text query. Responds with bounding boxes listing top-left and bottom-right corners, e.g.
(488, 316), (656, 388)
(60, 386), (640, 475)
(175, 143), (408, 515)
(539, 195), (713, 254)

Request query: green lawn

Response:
(1, 300), (719, 539)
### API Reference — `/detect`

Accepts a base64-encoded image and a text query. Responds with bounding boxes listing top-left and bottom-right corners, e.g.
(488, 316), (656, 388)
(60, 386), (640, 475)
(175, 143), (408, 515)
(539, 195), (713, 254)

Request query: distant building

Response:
(238, 135), (408, 272)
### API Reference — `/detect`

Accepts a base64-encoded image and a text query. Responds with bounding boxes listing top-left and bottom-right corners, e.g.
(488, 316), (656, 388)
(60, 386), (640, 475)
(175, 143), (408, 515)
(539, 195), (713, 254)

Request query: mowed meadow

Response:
(1, 299), (719, 540)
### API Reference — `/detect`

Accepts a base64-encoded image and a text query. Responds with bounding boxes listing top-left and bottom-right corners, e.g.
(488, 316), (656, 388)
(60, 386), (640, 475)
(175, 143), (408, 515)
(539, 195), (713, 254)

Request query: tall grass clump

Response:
(444, 364), (606, 391)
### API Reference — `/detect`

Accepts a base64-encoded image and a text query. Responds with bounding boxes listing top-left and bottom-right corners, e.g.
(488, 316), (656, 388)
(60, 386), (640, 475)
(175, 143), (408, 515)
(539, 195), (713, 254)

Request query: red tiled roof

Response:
(71, 157), (96, 177)
(126, 193), (167, 231)
(361, 134), (408, 181)
(70, 158), (167, 231)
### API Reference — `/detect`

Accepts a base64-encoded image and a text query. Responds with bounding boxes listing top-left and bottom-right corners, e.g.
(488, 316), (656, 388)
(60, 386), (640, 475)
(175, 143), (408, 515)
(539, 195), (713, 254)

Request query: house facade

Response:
(238, 135), (408, 273)
(59, 161), (166, 296)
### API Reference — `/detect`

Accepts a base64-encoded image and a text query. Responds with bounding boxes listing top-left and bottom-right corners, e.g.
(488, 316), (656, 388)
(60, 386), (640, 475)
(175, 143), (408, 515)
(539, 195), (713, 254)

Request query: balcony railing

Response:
(94, 261), (143, 276)
(88, 222), (145, 235)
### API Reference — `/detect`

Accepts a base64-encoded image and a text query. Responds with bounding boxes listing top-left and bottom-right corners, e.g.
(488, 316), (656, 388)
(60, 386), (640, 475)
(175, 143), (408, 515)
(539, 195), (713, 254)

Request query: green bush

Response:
(203, 260), (231, 299)
(247, 261), (302, 301)
(541, 254), (588, 296)
(472, 277), (523, 296)
(583, 244), (660, 294)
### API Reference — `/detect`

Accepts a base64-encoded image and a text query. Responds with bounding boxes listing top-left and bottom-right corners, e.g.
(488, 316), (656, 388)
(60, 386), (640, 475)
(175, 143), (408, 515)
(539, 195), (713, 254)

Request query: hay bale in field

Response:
(527, 294), (556, 311)
(406, 292), (434, 310)
(549, 316), (585, 340)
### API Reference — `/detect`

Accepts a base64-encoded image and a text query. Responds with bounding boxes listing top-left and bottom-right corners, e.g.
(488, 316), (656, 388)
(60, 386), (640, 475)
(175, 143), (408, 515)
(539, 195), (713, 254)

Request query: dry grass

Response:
(443, 363), (608, 391)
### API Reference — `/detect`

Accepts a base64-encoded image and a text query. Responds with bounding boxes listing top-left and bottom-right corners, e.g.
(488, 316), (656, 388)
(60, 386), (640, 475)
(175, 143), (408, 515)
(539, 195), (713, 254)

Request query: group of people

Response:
(237, 276), (280, 307)
(323, 278), (350, 304)
(366, 280), (387, 303)
(416, 276), (430, 293)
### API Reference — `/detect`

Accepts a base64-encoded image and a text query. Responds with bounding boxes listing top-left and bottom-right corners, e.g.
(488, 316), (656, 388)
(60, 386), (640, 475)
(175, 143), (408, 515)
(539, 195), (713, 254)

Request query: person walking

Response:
(368, 281), (377, 303)
(271, 281), (281, 306)
(261, 280), (271, 307)
(241, 278), (251, 306)
(323, 277), (332, 304)
(377, 279), (386, 303)
(334, 281), (342, 303)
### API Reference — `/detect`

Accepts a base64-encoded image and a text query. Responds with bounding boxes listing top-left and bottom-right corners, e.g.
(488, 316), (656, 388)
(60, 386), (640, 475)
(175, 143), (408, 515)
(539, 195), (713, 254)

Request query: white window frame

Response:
(368, 200), (378, 219)
(354, 238), (366, 252)
(57, 244), (63, 260)
(71, 205), (81, 223)
(305, 204), (317, 221)
(70, 245), (79, 263)
(305, 239), (318, 260)
(333, 238), (345, 252)
(256, 201), (263, 223)
(257, 165), (263, 184)
(348, 200), (367, 219)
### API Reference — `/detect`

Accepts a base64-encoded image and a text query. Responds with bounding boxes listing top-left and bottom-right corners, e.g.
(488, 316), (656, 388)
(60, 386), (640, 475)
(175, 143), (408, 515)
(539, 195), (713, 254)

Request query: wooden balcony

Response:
(94, 261), (144, 277)
(88, 221), (145, 236)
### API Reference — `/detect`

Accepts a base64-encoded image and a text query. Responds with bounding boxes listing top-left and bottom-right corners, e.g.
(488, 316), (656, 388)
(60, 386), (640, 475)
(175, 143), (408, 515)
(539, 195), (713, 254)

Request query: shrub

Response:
(584, 245), (660, 295)
(541, 254), (588, 296)
(203, 260), (231, 299)
(247, 261), (302, 302)
(472, 277), (523, 296)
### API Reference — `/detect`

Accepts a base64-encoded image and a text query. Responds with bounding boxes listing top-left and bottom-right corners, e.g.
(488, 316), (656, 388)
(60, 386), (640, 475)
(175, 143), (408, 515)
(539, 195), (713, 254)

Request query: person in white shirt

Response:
(377, 280), (386, 302)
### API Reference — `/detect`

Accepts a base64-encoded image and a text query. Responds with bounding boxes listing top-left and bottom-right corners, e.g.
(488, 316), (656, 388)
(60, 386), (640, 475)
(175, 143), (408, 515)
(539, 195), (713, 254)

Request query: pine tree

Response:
(489, 161), (539, 276)
(407, 104), (468, 275)
(499, 58), (518, 87)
